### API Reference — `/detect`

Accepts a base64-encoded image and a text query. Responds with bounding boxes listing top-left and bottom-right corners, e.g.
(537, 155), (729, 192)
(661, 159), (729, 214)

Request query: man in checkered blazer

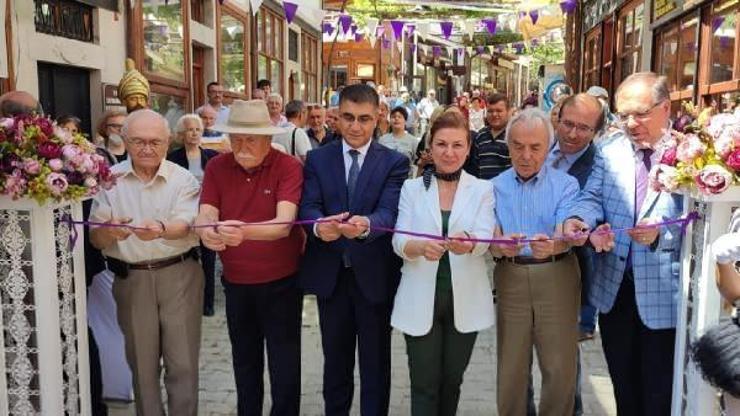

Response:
(565, 72), (683, 415)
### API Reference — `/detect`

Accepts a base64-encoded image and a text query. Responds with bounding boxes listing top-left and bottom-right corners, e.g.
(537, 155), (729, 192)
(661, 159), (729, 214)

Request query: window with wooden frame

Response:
(129, 0), (191, 113)
(256, 7), (284, 96)
(654, 13), (699, 104)
(699, 0), (739, 94)
(601, 18), (615, 93)
(301, 32), (319, 102)
(219, 5), (249, 96)
(615, 0), (644, 84)
(582, 26), (602, 90)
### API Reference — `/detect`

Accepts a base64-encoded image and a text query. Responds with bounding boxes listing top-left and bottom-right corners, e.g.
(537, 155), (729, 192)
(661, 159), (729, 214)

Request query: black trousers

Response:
(224, 274), (303, 416)
(599, 276), (676, 416)
(200, 243), (216, 311)
(88, 326), (108, 416)
(317, 267), (392, 416)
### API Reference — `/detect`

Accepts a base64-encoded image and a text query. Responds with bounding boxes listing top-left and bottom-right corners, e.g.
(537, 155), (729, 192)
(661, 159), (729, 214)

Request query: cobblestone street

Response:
(109, 269), (617, 416)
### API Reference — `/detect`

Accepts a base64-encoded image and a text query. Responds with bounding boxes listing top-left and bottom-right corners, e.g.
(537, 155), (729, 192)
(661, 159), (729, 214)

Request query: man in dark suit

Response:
(299, 84), (409, 416)
(548, 93), (605, 416)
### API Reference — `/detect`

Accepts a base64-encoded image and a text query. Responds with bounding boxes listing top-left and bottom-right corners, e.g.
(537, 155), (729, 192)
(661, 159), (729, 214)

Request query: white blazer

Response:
(391, 171), (496, 336)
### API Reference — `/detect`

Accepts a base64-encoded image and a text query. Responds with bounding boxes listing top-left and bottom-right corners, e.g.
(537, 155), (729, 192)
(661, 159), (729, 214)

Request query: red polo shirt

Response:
(200, 149), (304, 284)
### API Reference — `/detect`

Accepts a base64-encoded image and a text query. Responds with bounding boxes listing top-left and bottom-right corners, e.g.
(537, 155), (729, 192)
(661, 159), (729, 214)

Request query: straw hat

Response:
(214, 99), (288, 135)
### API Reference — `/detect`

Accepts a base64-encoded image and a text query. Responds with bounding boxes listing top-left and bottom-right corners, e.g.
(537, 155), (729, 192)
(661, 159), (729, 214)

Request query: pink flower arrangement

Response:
(650, 112), (740, 195)
(0, 114), (116, 204)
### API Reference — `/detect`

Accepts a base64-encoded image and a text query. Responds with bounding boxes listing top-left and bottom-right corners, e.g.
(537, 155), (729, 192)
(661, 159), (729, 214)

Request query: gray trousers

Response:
(113, 257), (204, 416)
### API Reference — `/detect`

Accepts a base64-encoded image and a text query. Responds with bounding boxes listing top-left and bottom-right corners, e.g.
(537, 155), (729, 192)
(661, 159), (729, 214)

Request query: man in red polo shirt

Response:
(194, 100), (303, 416)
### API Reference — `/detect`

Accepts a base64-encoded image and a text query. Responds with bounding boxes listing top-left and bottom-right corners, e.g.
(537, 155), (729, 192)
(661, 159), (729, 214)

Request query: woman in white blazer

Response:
(391, 108), (495, 416)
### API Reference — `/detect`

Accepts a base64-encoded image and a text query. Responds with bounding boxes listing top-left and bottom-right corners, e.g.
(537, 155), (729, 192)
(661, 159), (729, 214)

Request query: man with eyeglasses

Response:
(564, 72), (684, 415)
(299, 84), (408, 415)
(198, 82), (230, 125)
(90, 109), (203, 416)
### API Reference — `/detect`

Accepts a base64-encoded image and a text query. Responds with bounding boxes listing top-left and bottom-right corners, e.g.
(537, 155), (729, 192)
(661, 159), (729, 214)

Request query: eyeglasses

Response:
(128, 139), (166, 149)
(558, 119), (596, 135)
(616, 102), (662, 124)
(340, 113), (375, 126)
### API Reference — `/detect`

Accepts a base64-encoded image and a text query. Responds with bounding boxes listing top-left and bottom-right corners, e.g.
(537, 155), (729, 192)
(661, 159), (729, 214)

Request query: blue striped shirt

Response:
(492, 165), (580, 256)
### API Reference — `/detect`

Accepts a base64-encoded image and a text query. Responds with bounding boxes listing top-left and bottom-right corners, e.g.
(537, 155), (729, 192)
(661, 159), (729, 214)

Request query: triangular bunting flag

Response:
(283, 2), (298, 24)
(529, 9), (539, 25)
(483, 19), (497, 35)
(446, 46), (454, 58)
(355, 33), (364, 43)
(488, 46), (495, 55)
(338, 14), (352, 34)
(390, 20), (405, 40)
(368, 35), (378, 48)
(417, 22), (430, 39)
(396, 41), (403, 54)
(463, 20), (477, 40)
(420, 44), (429, 56)
(433, 46), (441, 57)
(249, 0), (263, 15)
(439, 21), (453, 40)
(376, 25), (386, 38)
(366, 17), (379, 38)
(322, 23), (334, 35)
(410, 44), (417, 53)
(456, 48), (465, 63)
(407, 24), (415, 37)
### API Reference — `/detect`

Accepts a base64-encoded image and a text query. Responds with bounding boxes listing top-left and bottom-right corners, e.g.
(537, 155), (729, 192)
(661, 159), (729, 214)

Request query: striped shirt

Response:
(492, 164), (580, 256)
(469, 127), (511, 179)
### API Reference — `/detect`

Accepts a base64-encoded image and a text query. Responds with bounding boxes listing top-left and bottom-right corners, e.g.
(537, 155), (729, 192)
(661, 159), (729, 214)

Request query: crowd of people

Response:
(1, 67), (739, 416)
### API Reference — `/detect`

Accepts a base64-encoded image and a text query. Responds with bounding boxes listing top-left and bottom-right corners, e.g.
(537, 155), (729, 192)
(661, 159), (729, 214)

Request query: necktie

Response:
(343, 149), (360, 268)
(627, 148), (654, 275)
(551, 150), (567, 171)
(635, 149), (653, 216)
(347, 149), (360, 203)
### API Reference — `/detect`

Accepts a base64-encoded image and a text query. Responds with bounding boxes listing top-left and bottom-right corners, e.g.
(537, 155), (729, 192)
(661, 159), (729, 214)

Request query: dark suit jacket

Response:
(567, 143), (597, 303)
(299, 140), (409, 304)
(166, 146), (219, 170)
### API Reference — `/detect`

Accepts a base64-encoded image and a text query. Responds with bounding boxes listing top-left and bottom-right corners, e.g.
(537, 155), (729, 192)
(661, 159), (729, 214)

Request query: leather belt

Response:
(129, 250), (196, 270)
(497, 251), (571, 265)
(106, 248), (198, 278)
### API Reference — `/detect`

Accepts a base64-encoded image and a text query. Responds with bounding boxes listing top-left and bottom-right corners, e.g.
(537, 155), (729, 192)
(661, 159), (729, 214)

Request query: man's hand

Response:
(628, 218), (659, 246)
(106, 217), (133, 241)
(131, 219), (163, 242)
(316, 212), (349, 242)
(217, 220), (246, 247)
(590, 224), (615, 252)
(530, 234), (556, 259)
(197, 226), (226, 251)
(563, 218), (590, 246)
(422, 240), (448, 261)
(448, 232), (474, 255)
(493, 233), (526, 258)
(338, 215), (369, 239)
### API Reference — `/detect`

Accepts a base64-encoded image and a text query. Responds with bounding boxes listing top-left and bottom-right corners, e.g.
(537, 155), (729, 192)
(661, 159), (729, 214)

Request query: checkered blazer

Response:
(573, 132), (684, 330)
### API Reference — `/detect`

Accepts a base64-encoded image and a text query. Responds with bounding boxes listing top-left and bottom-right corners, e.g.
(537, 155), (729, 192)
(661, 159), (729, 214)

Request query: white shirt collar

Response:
(342, 139), (372, 157)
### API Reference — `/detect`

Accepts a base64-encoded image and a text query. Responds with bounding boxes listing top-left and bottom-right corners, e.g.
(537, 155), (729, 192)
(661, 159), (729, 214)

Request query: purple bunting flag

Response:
(529, 10), (539, 25)
(476, 45), (485, 55)
(407, 24), (415, 37)
(483, 19), (497, 35)
(519, 11), (526, 19)
(433, 46), (441, 57)
(390, 20), (405, 40)
(719, 36), (730, 48)
(712, 16), (725, 33)
(410, 44), (416, 53)
(283, 2), (298, 24)
(322, 22), (334, 35)
(376, 25), (386, 38)
(560, 0), (577, 14)
(440, 21), (453, 40)
(382, 38), (391, 49)
(338, 14), (352, 34)
(355, 33), (364, 43)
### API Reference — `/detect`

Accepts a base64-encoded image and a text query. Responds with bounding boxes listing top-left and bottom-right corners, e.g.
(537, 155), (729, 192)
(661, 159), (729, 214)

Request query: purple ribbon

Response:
(63, 212), (701, 248)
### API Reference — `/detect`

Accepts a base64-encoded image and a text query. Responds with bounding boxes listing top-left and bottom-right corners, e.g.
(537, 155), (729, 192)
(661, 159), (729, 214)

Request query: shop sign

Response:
(452, 66), (466, 76)
(654, 0), (678, 19)
(102, 83), (126, 112)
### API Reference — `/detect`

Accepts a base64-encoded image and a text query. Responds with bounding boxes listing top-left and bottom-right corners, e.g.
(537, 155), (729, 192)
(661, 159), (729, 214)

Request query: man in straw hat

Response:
(118, 58), (150, 113)
(194, 100), (304, 415)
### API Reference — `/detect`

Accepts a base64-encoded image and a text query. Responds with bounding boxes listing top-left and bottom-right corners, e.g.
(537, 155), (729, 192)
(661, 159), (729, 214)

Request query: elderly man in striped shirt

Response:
(490, 107), (581, 416)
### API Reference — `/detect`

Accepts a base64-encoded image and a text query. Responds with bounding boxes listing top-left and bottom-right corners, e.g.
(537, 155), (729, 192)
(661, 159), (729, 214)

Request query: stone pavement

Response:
(109, 269), (617, 415)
